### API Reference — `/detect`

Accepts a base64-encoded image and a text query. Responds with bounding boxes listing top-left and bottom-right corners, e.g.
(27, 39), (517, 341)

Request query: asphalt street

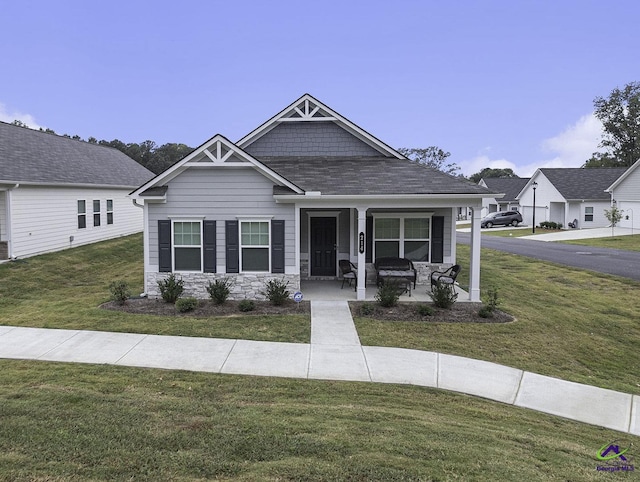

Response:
(457, 232), (640, 281)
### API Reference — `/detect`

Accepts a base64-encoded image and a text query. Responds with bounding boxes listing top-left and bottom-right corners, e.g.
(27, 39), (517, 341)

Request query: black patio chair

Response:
(339, 260), (358, 290)
(430, 264), (461, 289)
(568, 219), (578, 229)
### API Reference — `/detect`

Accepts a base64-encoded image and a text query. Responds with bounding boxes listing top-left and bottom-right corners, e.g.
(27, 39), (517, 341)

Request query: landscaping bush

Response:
(478, 305), (494, 318)
(238, 299), (255, 312)
(206, 278), (233, 305)
(176, 297), (198, 313)
(262, 278), (290, 306)
(478, 286), (499, 318)
(157, 274), (184, 304)
(108, 280), (131, 305)
(428, 282), (457, 309)
(539, 221), (562, 230)
(359, 302), (375, 316)
(416, 304), (434, 317)
(375, 281), (400, 308)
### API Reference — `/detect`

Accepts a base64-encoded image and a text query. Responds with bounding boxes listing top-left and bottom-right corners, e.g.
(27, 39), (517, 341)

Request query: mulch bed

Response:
(103, 297), (513, 323)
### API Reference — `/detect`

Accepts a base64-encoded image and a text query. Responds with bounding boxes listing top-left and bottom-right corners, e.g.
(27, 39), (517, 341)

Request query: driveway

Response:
(456, 228), (640, 281)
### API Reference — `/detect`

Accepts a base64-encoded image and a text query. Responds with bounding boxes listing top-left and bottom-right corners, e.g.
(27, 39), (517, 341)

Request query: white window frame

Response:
(106, 199), (114, 225)
(584, 206), (594, 222)
(77, 200), (86, 229)
(372, 213), (433, 262)
(238, 217), (272, 273)
(171, 219), (203, 273)
(93, 200), (101, 227)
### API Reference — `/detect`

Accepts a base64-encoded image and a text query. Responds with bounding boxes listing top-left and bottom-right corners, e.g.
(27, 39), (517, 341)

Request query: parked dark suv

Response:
(480, 210), (523, 228)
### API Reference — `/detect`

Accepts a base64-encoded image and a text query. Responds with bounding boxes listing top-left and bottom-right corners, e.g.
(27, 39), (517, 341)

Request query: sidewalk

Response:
(0, 303), (638, 436)
(457, 225), (635, 242)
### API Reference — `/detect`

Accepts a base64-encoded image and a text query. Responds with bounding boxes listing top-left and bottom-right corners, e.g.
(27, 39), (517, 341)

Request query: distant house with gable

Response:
(516, 167), (627, 229)
(605, 159), (640, 231)
(479, 177), (529, 216)
(0, 121), (154, 260)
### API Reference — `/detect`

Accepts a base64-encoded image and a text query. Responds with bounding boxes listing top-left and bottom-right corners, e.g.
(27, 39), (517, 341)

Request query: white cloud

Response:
(0, 102), (44, 130)
(458, 153), (518, 178)
(521, 113), (603, 176)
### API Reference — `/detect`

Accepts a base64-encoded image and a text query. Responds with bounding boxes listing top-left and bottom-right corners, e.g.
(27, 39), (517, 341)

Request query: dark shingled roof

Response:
(260, 157), (494, 195)
(540, 168), (628, 200)
(0, 121), (154, 187)
(481, 177), (529, 201)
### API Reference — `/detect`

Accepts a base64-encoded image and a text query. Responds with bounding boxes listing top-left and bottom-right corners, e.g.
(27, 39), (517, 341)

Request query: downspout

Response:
(5, 184), (19, 259)
(132, 199), (149, 297)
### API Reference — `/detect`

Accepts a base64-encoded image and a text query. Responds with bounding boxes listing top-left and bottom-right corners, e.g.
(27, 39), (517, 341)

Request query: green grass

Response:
(0, 234), (309, 343)
(356, 244), (640, 394)
(480, 227), (537, 237)
(558, 233), (640, 251)
(0, 360), (627, 481)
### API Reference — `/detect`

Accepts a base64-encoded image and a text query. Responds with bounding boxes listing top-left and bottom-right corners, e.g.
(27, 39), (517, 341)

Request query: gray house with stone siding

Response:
(130, 94), (493, 301)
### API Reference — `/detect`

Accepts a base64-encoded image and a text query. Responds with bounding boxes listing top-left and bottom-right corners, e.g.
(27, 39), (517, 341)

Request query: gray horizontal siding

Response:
(244, 122), (382, 157)
(147, 168), (294, 270)
(613, 168), (640, 200)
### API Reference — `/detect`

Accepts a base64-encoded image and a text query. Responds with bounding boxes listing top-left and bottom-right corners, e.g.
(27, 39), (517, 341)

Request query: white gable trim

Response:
(606, 159), (640, 192)
(236, 94), (405, 159)
(131, 134), (304, 198)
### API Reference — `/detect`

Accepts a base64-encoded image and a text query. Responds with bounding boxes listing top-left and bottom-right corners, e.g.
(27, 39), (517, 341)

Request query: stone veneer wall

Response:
(147, 272), (301, 301)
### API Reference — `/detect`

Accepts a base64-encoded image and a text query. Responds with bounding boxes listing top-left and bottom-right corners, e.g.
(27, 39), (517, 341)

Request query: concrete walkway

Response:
(0, 304), (638, 436)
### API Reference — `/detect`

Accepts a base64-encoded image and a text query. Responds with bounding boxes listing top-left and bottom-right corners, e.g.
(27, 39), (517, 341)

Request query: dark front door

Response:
(310, 217), (337, 276)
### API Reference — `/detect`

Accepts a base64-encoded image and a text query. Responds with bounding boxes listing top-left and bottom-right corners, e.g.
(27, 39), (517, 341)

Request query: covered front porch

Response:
(288, 202), (484, 302)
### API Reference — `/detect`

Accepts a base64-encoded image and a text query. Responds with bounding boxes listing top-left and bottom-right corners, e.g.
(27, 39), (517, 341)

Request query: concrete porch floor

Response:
(299, 279), (470, 302)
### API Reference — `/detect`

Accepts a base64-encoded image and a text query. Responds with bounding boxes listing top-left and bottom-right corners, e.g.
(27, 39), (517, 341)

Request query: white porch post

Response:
(356, 207), (367, 300)
(468, 207), (482, 301)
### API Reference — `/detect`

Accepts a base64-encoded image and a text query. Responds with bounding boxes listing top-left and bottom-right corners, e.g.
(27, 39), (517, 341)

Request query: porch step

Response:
(310, 300), (361, 346)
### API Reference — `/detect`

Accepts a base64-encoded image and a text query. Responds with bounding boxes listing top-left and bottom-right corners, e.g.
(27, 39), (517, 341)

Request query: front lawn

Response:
(558, 233), (640, 251)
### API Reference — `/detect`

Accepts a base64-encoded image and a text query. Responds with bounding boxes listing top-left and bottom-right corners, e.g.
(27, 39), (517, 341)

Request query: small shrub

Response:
(239, 299), (255, 312)
(375, 281), (400, 308)
(206, 278), (233, 305)
(108, 280), (131, 305)
(416, 304), (434, 317)
(478, 305), (494, 318)
(359, 302), (375, 316)
(262, 278), (290, 306)
(429, 282), (457, 309)
(176, 297), (198, 313)
(157, 274), (184, 304)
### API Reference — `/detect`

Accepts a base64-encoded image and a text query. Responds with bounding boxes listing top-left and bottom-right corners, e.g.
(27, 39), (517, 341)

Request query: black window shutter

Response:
(158, 220), (172, 272)
(431, 216), (444, 263)
(271, 220), (285, 273)
(225, 220), (239, 273)
(365, 216), (373, 263)
(203, 220), (216, 273)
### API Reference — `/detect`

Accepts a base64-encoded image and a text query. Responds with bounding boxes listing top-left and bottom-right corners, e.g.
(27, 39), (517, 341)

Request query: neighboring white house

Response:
(131, 94), (497, 302)
(606, 159), (640, 231)
(479, 177), (529, 217)
(0, 121), (154, 260)
(516, 167), (627, 229)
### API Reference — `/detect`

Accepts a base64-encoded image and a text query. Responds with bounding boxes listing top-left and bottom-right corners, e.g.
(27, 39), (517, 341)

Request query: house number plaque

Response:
(359, 232), (365, 254)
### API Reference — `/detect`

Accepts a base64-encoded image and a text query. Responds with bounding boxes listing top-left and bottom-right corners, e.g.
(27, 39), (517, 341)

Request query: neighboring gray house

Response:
(479, 177), (529, 216)
(0, 122), (154, 260)
(516, 167), (627, 229)
(131, 94), (495, 301)
(606, 159), (640, 231)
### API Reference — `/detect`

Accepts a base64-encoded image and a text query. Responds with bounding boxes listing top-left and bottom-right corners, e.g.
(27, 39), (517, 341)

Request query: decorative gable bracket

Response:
(278, 98), (337, 122)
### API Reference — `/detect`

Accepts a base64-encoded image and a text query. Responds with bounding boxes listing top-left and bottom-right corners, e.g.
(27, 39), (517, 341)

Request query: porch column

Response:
(468, 207), (482, 302)
(356, 207), (367, 300)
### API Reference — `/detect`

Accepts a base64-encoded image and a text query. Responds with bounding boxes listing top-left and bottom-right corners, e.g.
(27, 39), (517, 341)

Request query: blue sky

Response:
(1, 0), (638, 177)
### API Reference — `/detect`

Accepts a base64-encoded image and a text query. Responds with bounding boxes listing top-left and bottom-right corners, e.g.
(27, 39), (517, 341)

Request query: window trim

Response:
(171, 219), (203, 273)
(239, 218), (271, 273)
(106, 199), (113, 225)
(372, 213), (433, 262)
(93, 200), (101, 227)
(77, 200), (86, 229)
(584, 206), (594, 222)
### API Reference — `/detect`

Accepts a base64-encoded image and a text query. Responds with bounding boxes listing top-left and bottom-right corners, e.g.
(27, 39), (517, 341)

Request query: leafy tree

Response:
(585, 81), (640, 168)
(468, 167), (518, 183)
(11, 120), (29, 128)
(398, 147), (460, 175)
(604, 205), (624, 236)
